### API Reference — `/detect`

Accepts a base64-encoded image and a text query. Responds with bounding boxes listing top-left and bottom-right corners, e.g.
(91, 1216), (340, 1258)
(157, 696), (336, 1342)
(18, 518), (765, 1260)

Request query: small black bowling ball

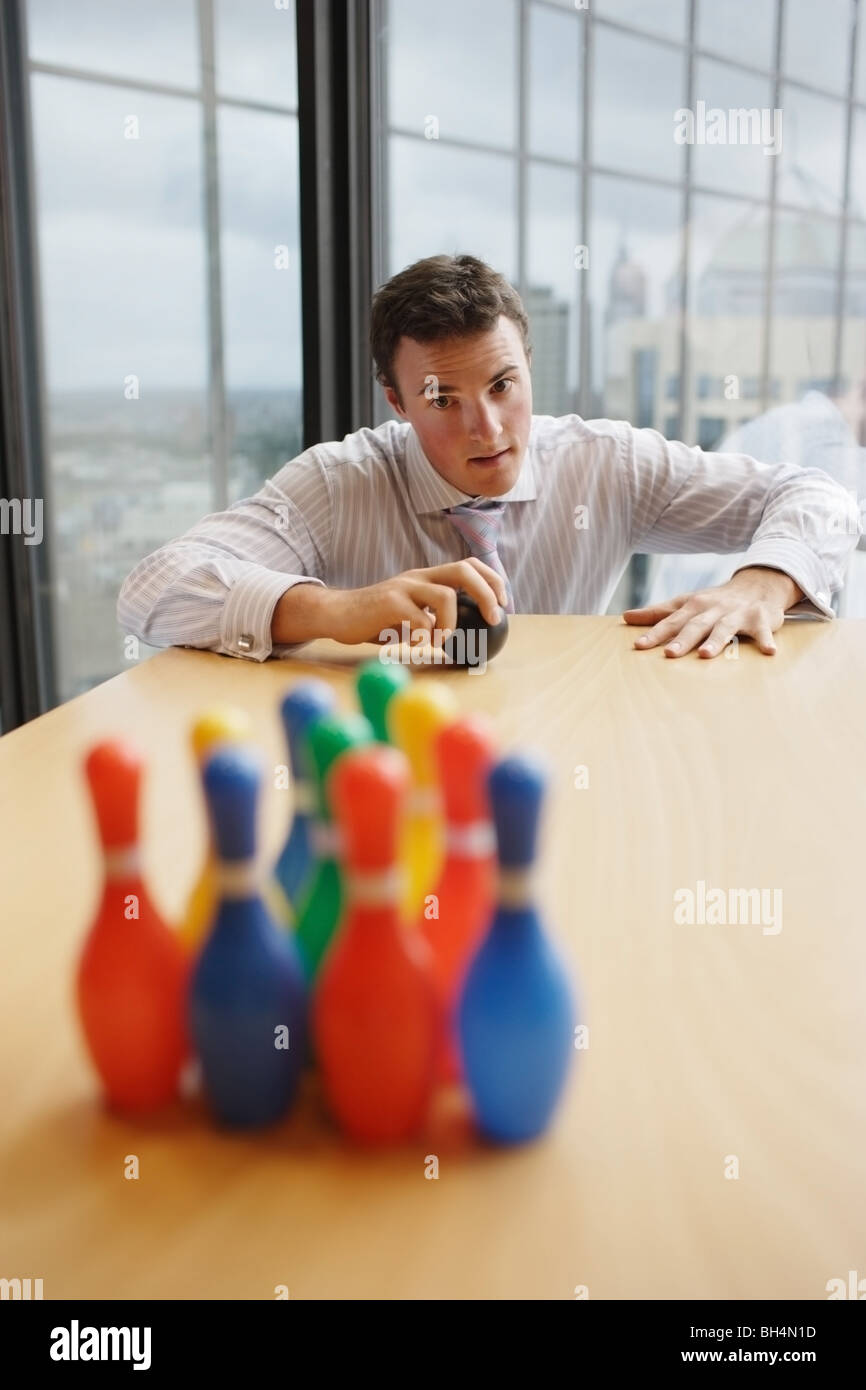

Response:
(442, 590), (509, 669)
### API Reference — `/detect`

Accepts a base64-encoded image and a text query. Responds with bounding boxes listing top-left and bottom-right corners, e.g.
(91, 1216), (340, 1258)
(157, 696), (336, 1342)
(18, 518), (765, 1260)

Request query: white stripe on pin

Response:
(103, 846), (141, 878)
(311, 822), (343, 858)
(216, 860), (263, 897)
(291, 779), (316, 815)
(445, 820), (496, 859)
(345, 866), (404, 907)
(497, 866), (535, 909)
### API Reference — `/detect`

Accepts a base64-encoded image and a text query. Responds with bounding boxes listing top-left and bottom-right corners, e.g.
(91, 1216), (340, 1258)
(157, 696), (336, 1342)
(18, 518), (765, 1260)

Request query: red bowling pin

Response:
(76, 740), (189, 1112)
(314, 745), (440, 1144)
(420, 716), (497, 1082)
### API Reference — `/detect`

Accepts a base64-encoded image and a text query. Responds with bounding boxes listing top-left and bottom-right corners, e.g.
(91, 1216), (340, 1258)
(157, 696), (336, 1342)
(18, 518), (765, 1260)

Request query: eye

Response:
(491, 378), (513, 395)
(430, 395), (451, 410)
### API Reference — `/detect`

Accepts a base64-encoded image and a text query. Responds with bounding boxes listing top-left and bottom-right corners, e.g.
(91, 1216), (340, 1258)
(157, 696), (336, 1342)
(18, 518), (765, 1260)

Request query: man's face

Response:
(383, 314), (532, 497)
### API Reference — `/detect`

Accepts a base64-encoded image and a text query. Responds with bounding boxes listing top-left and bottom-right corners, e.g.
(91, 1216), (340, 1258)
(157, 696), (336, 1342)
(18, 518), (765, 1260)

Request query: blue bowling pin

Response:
(275, 680), (337, 912)
(458, 754), (576, 1143)
(190, 746), (308, 1128)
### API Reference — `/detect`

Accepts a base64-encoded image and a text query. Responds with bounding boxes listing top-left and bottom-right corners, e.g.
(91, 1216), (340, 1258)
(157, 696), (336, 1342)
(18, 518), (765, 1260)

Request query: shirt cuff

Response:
(219, 570), (326, 661)
(730, 541), (835, 620)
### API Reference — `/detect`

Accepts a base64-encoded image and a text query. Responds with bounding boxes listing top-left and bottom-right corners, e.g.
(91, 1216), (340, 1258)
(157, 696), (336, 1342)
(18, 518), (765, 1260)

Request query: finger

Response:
(421, 562), (504, 623)
(463, 557), (509, 609)
(661, 614), (719, 657)
(374, 599), (433, 645)
(407, 583), (457, 640)
(623, 597), (687, 624)
(751, 621), (777, 655)
(696, 616), (742, 658)
(632, 607), (696, 649)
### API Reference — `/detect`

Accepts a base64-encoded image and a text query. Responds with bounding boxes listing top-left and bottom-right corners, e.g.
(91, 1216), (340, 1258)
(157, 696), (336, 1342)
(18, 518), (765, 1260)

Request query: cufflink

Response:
(237, 633), (254, 652)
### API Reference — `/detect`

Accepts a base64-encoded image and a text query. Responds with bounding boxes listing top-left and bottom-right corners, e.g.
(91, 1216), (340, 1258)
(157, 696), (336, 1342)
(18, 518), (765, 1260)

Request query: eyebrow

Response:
(416, 363), (519, 396)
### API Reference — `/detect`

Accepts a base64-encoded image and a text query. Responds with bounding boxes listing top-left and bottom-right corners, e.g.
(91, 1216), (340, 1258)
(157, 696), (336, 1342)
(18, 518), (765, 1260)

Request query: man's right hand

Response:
(321, 559), (507, 645)
(271, 559), (508, 648)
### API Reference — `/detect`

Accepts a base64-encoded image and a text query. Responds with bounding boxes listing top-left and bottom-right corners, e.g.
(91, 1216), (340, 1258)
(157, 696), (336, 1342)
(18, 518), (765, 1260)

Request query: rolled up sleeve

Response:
(624, 425), (862, 618)
(117, 451), (332, 661)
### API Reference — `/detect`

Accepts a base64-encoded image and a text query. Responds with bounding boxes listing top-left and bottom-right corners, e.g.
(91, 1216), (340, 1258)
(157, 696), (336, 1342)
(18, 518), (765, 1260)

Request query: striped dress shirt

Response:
(117, 413), (861, 662)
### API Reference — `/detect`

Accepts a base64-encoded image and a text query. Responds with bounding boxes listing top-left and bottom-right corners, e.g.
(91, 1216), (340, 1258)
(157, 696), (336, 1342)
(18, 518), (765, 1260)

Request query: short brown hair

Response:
(370, 254), (531, 403)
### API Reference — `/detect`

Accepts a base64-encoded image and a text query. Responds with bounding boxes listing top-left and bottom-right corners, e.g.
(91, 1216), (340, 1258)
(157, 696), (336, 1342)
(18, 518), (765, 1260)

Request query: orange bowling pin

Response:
(421, 715), (497, 1081)
(76, 739), (189, 1112)
(314, 745), (440, 1144)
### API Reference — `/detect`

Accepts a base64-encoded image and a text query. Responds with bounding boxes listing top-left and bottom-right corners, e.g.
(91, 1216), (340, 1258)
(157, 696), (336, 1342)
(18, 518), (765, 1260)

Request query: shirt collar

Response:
(405, 424), (538, 515)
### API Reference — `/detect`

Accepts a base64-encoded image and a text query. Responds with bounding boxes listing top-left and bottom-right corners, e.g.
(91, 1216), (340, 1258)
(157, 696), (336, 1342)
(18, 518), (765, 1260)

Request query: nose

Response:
(466, 397), (504, 450)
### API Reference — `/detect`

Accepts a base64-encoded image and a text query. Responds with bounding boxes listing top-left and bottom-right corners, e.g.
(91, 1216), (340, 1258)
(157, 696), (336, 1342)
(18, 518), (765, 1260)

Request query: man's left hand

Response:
(623, 567), (804, 659)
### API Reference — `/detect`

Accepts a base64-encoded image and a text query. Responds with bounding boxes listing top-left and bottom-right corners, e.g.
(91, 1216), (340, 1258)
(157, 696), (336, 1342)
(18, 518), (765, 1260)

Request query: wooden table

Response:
(1, 616), (865, 1300)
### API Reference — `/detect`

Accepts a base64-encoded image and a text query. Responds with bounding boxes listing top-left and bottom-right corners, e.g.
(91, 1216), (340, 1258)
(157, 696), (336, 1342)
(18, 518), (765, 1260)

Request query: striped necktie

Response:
(444, 500), (515, 614)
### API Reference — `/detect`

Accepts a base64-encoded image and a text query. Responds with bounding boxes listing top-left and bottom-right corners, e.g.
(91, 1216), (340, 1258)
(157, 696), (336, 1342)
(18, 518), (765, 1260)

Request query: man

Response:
(117, 254), (860, 663)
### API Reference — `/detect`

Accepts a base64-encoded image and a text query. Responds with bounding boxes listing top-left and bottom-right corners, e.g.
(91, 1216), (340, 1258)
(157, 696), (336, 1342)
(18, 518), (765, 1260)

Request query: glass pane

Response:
(593, 27), (685, 181)
(857, 3), (866, 101)
(387, 0), (517, 151)
(782, 0), (853, 95)
(776, 86), (847, 214)
(30, 75), (209, 701)
(218, 108), (303, 500)
(692, 60), (776, 199)
(26, 0), (198, 89)
(588, 175), (683, 424)
(696, 0), (776, 71)
(214, 0), (297, 108)
(528, 1), (582, 163)
(690, 195), (769, 443)
(526, 163), (580, 414)
(769, 211), (842, 393)
(849, 107), (866, 220)
(388, 136), (516, 282)
(593, 0), (687, 44)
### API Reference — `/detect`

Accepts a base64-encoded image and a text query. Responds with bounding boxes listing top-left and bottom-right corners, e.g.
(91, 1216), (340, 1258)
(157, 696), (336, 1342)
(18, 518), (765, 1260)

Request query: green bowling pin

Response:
(294, 711), (373, 979)
(356, 659), (410, 743)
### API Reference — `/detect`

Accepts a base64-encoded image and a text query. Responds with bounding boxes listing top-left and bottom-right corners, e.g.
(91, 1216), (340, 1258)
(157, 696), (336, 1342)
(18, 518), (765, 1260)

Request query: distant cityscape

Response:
(50, 386), (303, 700)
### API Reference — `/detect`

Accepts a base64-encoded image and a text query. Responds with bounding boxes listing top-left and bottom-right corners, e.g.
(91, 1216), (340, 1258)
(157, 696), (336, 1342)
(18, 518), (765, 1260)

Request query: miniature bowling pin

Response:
(76, 739), (189, 1113)
(458, 754), (576, 1143)
(314, 744), (440, 1144)
(420, 715), (497, 1082)
(180, 706), (291, 953)
(275, 680), (337, 912)
(189, 745), (307, 1128)
(356, 659), (410, 742)
(387, 681), (457, 922)
(293, 711), (373, 979)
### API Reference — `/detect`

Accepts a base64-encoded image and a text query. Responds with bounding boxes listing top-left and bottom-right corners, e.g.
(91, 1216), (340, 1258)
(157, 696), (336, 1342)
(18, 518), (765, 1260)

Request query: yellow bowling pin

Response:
(387, 681), (457, 923)
(180, 706), (293, 952)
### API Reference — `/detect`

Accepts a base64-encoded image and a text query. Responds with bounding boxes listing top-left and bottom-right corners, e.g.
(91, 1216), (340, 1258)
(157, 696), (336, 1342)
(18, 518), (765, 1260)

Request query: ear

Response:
(383, 384), (406, 418)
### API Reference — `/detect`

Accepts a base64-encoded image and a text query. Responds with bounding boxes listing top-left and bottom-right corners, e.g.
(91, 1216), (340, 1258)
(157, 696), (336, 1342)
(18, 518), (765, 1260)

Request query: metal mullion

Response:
(30, 57), (299, 120)
(678, 0), (696, 447)
(760, 0), (785, 415)
(516, 0), (528, 295)
(578, 4), (591, 418)
(296, 0), (374, 445)
(197, 0), (228, 512)
(0, 0), (55, 725)
(833, 0), (859, 393)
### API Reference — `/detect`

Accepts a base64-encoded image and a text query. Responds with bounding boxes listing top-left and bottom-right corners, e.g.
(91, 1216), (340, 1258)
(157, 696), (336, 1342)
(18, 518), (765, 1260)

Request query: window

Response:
(23, 0), (302, 703)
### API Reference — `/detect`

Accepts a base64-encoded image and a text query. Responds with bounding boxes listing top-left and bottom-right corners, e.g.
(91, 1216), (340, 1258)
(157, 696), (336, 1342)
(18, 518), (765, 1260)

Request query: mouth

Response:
(468, 447), (511, 466)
